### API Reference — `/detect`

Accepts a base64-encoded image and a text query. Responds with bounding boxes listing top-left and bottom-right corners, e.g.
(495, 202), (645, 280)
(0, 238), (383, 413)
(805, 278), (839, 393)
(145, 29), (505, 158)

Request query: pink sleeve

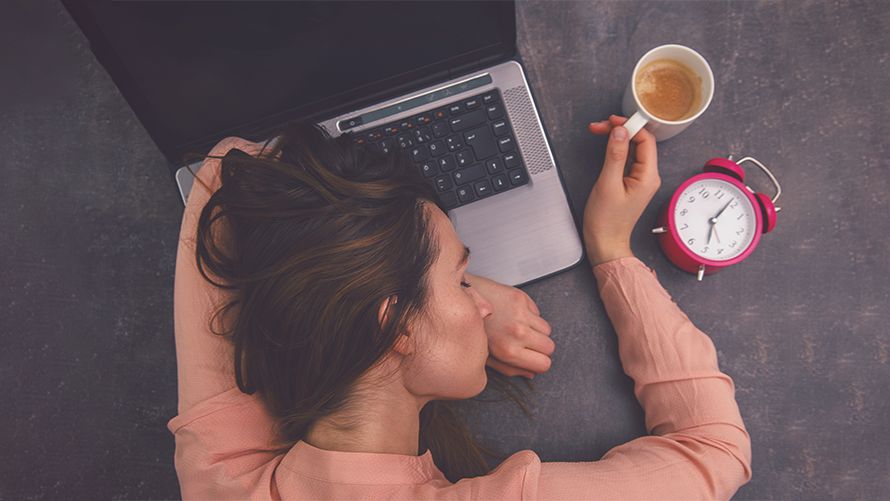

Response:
(168, 136), (283, 499)
(525, 256), (752, 501)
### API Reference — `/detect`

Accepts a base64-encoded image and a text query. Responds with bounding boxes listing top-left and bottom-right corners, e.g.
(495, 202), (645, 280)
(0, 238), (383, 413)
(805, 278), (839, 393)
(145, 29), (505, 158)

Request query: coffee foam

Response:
(635, 59), (702, 121)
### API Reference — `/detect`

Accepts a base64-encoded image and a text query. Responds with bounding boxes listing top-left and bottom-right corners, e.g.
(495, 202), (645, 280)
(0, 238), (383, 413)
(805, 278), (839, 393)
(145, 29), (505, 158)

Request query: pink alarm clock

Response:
(651, 156), (783, 281)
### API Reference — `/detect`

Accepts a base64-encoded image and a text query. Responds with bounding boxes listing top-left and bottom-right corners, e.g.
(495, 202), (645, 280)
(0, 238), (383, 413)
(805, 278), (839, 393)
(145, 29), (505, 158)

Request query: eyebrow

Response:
(455, 245), (471, 272)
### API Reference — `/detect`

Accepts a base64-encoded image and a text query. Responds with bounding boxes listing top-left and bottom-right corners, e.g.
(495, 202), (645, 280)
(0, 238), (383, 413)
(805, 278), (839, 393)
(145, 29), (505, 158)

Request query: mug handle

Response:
(623, 111), (648, 140)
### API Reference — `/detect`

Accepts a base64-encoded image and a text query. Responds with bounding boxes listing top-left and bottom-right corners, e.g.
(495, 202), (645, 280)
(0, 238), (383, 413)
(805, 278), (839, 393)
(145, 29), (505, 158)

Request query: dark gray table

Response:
(3, 1), (887, 499)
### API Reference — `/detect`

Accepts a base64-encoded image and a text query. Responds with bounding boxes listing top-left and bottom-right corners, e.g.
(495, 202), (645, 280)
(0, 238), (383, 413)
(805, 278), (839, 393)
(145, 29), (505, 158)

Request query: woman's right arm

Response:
(530, 119), (751, 499)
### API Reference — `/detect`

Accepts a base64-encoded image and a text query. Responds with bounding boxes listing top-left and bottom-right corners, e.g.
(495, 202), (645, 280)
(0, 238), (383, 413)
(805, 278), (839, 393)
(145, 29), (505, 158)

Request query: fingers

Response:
(626, 128), (659, 187)
(589, 115), (659, 188)
(517, 346), (554, 373)
(486, 355), (535, 379)
(528, 314), (552, 336)
(526, 331), (556, 356)
(598, 125), (630, 186)
(587, 115), (628, 135)
(525, 295), (540, 316)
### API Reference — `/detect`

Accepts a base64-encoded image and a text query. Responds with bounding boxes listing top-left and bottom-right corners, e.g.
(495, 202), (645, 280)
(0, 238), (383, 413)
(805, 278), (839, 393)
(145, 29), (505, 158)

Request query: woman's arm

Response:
(168, 137), (284, 500)
(530, 118), (750, 499)
(171, 136), (266, 413)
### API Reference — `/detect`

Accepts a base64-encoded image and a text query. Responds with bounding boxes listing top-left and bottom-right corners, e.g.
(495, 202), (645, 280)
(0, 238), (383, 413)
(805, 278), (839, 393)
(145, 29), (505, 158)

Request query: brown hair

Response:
(186, 120), (534, 482)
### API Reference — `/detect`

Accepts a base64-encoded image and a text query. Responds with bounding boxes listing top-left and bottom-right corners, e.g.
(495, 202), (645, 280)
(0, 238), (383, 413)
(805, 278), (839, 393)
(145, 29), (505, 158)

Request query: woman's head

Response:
(191, 120), (531, 482)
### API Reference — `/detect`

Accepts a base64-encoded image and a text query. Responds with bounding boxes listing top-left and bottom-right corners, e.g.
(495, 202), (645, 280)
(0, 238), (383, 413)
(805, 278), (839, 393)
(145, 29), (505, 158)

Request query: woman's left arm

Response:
(465, 272), (555, 379)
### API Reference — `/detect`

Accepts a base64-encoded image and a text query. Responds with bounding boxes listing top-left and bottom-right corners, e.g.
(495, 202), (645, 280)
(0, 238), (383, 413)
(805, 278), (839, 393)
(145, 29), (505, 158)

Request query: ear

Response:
(378, 295), (414, 356)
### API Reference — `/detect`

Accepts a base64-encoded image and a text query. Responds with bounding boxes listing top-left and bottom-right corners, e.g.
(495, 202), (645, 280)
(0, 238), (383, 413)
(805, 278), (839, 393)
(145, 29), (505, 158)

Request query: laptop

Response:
(62, 1), (583, 287)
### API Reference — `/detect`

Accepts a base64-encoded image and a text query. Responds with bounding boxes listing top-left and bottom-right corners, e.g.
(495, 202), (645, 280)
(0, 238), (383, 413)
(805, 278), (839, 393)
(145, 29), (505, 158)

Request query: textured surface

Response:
(2, 1), (888, 500)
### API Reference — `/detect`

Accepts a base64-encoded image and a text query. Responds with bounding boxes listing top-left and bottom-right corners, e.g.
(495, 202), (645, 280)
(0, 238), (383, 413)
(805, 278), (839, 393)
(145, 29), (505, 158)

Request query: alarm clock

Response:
(651, 155), (782, 281)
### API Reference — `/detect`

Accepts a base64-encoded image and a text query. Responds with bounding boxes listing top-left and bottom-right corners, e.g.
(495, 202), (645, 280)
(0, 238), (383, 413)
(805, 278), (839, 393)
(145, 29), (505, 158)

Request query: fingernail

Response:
(612, 126), (627, 141)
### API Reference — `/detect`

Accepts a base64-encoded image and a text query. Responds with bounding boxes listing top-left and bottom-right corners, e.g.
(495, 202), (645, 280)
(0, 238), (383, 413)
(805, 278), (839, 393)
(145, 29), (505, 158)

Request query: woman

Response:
(168, 115), (752, 500)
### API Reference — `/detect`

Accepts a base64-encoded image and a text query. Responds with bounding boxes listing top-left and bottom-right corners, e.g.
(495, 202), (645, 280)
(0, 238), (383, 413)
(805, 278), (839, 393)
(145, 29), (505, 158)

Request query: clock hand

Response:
(713, 224), (721, 244)
(708, 221), (716, 245)
(713, 198), (735, 223)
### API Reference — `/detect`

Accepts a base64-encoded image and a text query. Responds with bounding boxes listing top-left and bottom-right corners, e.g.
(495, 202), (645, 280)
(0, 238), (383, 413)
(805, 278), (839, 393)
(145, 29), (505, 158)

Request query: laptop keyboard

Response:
(349, 89), (529, 210)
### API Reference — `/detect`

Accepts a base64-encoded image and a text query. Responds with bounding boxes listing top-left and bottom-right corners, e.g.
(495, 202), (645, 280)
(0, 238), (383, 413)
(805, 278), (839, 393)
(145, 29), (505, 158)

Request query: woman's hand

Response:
(584, 115), (661, 266)
(466, 272), (554, 379)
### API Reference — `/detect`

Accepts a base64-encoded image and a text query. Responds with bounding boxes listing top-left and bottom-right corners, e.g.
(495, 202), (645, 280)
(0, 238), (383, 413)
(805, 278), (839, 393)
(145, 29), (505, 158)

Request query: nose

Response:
(472, 288), (494, 319)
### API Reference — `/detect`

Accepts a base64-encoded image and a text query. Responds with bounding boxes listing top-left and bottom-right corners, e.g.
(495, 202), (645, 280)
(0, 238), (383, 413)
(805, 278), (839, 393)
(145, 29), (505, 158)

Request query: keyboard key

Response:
(367, 129), (384, 141)
(463, 125), (498, 161)
(432, 106), (449, 120)
(435, 174), (453, 192)
(428, 140), (446, 156)
(485, 157), (504, 174)
(438, 154), (457, 171)
(446, 135), (463, 151)
(508, 168), (527, 186)
(492, 174), (509, 191)
(503, 152), (521, 168)
(449, 109), (487, 132)
(432, 121), (450, 138)
(486, 103), (503, 120)
(453, 163), (486, 186)
(456, 186), (475, 203)
(474, 179), (493, 198)
(419, 161), (437, 177)
(455, 150), (474, 167)
(397, 133), (414, 149)
(415, 113), (432, 126)
(491, 120), (508, 136)
(413, 126), (432, 143)
(438, 190), (458, 209)
(465, 98), (481, 110)
(399, 120), (415, 130)
(410, 144), (430, 162)
(379, 138), (394, 154)
(481, 92), (498, 105)
(497, 135), (516, 152)
(448, 103), (464, 115)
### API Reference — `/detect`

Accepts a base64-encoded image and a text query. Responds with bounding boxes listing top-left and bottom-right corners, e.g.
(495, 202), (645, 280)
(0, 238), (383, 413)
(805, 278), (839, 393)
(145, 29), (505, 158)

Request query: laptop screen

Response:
(63, 1), (515, 168)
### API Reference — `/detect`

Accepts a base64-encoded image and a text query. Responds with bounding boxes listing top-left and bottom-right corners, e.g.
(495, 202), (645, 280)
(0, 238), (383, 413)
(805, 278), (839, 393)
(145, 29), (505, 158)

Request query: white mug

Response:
(621, 44), (714, 142)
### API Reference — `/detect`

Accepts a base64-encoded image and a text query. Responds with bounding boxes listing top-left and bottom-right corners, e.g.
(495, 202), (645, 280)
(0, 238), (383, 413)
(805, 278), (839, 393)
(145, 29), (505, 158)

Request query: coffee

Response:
(634, 59), (702, 121)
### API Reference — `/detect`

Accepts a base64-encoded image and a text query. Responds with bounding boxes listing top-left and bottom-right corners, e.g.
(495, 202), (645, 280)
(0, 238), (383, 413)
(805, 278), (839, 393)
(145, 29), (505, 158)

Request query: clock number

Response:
(730, 241), (737, 247)
(736, 228), (744, 235)
(688, 196), (696, 203)
(701, 246), (710, 254)
(702, 191), (710, 199)
(730, 200), (739, 209)
(680, 208), (688, 216)
(687, 237), (695, 245)
(737, 213), (744, 220)
(717, 248), (724, 254)
(715, 190), (724, 199)
(680, 223), (689, 230)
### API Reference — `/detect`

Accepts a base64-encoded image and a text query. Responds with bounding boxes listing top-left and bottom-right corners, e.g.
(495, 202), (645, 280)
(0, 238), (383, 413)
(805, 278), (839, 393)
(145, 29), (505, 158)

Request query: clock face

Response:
(674, 178), (758, 261)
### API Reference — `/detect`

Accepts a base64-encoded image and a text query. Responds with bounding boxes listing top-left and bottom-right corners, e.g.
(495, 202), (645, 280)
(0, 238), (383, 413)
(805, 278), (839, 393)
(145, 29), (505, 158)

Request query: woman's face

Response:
(384, 202), (494, 401)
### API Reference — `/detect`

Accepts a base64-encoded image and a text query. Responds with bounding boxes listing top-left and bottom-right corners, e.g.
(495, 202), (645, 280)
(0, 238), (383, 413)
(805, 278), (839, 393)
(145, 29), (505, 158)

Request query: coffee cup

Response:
(621, 44), (714, 142)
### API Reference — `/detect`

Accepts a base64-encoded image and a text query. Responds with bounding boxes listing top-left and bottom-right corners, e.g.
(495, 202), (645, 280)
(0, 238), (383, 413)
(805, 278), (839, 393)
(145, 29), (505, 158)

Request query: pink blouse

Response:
(168, 137), (752, 500)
